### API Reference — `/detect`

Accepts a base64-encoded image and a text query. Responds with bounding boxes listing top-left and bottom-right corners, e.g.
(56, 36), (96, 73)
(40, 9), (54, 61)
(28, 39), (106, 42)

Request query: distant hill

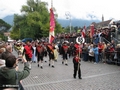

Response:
(2, 15), (14, 26)
(57, 18), (100, 27)
(2, 15), (100, 27)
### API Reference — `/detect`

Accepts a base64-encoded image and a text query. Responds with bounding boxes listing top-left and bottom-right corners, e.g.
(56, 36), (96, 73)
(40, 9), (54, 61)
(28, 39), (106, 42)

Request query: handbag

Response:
(16, 72), (24, 90)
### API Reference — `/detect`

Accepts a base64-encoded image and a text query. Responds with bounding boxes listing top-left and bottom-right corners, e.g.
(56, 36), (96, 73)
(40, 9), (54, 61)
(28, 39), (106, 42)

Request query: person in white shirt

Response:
(88, 44), (94, 62)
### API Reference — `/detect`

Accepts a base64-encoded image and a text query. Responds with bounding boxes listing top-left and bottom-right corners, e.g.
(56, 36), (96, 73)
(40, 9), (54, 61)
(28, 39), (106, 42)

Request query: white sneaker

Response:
(29, 63), (32, 69)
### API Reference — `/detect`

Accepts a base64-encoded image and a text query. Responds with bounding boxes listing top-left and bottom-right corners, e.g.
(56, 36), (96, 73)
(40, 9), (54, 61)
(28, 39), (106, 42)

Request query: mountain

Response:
(2, 15), (100, 27)
(57, 18), (100, 27)
(2, 15), (14, 26)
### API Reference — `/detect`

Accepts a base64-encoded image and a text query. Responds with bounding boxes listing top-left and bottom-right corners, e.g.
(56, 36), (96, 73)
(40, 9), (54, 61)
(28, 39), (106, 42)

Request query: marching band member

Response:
(47, 43), (55, 68)
(74, 42), (82, 58)
(73, 53), (82, 79)
(22, 40), (34, 69)
(36, 42), (45, 69)
(61, 41), (69, 66)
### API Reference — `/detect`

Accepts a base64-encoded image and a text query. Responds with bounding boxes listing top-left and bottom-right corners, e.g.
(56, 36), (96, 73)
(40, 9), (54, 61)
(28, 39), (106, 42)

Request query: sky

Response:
(0, 0), (120, 21)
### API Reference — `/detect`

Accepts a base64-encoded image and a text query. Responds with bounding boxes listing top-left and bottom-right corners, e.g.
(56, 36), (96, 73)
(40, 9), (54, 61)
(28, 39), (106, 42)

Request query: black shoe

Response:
(74, 76), (76, 79)
(65, 64), (68, 66)
(52, 65), (54, 68)
(73, 74), (76, 79)
(79, 77), (82, 79)
(40, 66), (43, 69)
(62, 62), (64, 64)
(49, 64), (50, 66)
(38, 64), (39, 67)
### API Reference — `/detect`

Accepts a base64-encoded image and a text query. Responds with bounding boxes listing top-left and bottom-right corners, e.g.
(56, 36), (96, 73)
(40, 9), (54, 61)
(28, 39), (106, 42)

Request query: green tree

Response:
(0, 19), (11, 32)
(0, 19), (11, 40)
(64, 26), (74, 33)
(11, 0), (63, 40)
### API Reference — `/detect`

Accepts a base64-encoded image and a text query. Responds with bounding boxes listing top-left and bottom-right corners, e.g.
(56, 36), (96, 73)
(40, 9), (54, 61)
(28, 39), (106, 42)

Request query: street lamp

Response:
(65, 11), (71, 33)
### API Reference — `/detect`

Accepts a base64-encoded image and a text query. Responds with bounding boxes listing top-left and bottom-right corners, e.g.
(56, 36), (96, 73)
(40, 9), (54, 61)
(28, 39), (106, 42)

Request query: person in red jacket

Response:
(47, 43), (55, 68)
(36, 42), (45, 69)
(61, 41), (69, 66)
(73, 53), (82, 79)
(22, 40), (34, 69)
(74, 42), (82, 57)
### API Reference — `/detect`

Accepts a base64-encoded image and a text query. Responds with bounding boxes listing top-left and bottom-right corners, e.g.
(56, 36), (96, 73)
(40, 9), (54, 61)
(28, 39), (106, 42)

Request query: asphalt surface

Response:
(12, 49), (120, 90)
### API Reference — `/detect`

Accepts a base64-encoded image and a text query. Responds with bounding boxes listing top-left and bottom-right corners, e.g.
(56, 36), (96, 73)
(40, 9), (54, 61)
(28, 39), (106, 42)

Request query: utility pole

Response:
(65, 11), (71, 33)
(51, 0), (53, 8)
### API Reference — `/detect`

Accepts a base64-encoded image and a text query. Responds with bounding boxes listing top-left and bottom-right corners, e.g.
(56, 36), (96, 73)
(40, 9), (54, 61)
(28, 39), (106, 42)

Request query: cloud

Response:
(0, 0), (26, 18)
(0, 0), (120, 21)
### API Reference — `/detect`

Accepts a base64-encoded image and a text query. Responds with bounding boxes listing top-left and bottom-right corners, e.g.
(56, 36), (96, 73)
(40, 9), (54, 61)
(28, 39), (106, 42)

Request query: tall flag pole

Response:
(51, 0), (53, 8)
(49, 0), (55, 43)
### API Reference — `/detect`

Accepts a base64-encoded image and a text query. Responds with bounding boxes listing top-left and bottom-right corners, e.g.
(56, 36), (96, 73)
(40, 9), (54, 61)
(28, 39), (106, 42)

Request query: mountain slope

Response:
(57, 19), (100, 27)
(2, 15), (100, 27)
(2, 15), (14, 25)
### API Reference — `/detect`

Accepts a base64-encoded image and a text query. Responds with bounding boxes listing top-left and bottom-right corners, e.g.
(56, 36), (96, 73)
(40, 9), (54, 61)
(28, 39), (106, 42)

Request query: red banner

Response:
(81, 26), (86, 38)
(90, 24), (94, 38)
(49, 8), (55, 43)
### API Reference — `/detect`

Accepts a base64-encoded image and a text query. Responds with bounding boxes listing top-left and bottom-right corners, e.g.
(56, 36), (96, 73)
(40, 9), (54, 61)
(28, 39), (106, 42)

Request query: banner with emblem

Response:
(49, 8), (55, 43)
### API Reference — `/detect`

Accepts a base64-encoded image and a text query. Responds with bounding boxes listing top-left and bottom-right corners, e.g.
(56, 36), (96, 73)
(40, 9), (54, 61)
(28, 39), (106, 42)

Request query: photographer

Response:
(0, 55), (30, 90)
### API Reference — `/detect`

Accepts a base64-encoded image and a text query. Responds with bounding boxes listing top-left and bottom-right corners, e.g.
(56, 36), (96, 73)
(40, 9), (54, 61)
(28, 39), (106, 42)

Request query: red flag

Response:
(49, 8), (55, 43)
(50, 35), (55, 43)
(90, 24), (94, 38)
(81, 26), (86, 38)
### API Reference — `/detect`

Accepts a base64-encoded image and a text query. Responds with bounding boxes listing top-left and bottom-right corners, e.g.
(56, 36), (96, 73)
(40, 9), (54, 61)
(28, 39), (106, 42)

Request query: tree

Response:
(10, 0), (63, 40)
(64, 26), (74, 33)
(0, 19), (11, 32)
(0, 19), (11, 40)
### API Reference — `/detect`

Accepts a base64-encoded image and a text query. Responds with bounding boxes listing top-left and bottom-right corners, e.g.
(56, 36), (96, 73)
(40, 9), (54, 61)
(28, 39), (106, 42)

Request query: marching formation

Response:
(13, 40), (82, 69)
(1, 37), (120, 89)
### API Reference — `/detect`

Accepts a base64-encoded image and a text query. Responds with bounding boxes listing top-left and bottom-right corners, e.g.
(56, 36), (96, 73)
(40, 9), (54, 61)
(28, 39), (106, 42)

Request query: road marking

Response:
(83, 71), (120, 79)
(24, 71), (120, 87)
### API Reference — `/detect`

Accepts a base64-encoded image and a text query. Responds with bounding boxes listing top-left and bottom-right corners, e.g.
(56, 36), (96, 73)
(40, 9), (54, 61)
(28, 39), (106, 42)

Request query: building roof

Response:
(92, 19), (113, 29)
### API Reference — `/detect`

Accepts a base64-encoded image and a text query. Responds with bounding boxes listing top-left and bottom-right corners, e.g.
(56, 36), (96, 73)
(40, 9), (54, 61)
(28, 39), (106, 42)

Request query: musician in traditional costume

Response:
(61, 41), (69, 66)
(36, 42), (45, 69)
(73, 53), (82, 79)
(43, 42), (48, 62)
(22, 40), (34, 69)
(74, 42), (82, 58)
(47, 43), (55, 68)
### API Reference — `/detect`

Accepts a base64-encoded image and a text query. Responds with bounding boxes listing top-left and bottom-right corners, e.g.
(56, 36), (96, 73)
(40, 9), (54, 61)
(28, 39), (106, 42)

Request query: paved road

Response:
(13, 50), (120, 90)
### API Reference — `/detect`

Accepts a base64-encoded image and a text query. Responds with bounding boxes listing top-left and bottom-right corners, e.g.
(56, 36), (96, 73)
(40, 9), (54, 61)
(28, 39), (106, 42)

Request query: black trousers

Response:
(49, 52), (54, 60)
(63, 53), (68, 60)
(37, 54), (44, 62)
(73, 63), (81, 78)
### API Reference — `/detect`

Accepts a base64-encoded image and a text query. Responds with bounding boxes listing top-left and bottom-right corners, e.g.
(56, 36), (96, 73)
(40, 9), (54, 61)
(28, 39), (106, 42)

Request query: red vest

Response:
(73, 56), (80, 63)
(48, 44), (54, 52)
(62, 45), (68, 51)
(37, 45), (44, 53)
(24, 45), (32, 58)
(74, 43), (82, 54)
